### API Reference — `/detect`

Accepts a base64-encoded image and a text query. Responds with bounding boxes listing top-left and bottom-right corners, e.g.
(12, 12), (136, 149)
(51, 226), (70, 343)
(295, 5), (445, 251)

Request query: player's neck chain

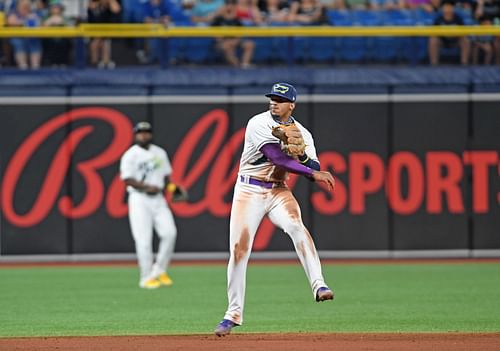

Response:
(273, 115), (294, 125)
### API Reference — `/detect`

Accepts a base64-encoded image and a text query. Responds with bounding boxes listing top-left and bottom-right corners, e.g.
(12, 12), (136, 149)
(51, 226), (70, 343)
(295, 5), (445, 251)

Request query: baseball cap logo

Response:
(273, 84), (289, 94)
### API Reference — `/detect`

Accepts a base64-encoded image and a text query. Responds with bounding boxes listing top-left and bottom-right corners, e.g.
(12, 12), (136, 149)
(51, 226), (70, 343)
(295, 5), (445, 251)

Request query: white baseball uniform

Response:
(223, 111), (329, 325)
(120, 144), (177, 287)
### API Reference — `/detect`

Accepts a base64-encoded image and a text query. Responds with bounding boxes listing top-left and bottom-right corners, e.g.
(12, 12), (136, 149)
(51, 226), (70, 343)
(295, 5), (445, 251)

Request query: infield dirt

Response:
(1, 333), (500, 351)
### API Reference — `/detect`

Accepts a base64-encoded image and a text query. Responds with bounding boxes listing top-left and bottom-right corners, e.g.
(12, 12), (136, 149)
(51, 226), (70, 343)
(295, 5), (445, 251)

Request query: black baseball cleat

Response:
(316, 287), (334, 302)
(214, 319), (239, 337)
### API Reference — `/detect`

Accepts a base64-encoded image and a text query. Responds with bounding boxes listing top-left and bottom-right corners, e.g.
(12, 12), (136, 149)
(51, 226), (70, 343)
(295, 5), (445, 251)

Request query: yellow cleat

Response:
(157, 273), (173, 286)
(141, 278), (161, 289)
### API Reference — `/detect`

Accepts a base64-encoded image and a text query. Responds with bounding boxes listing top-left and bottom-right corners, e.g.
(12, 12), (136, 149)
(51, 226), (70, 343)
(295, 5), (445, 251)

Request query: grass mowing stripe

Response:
(0, 263), (499, 337)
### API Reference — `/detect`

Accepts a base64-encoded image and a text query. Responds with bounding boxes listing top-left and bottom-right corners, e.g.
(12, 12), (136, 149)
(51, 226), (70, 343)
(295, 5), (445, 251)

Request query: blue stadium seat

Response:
(308, 38), (336, 62)
(273, 36), (309, 63)
(184, 38), (214, 63)
(339, 37), (368, 62)
(376, 12), (416, 63)
(400, 37), (429, 64)
(327, 10), (352, 25)
(167, 38), (185, 62)
(413, 8), (436, 25)
(351, 9), (382, 26)
(371, 37), (398, 62)
(381, 9), (413, 25)
(252, 38), (275, 63)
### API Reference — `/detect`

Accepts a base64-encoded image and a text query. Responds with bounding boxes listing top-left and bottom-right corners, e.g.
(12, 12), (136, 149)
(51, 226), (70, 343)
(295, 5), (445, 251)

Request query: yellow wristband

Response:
(166, 183), (177, 193)
(300, 156), (309, 164)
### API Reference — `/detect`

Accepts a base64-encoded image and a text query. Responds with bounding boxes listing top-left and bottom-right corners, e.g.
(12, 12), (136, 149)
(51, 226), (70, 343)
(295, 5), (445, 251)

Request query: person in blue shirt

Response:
(141, 0), (179, 63)
(7, 0), (43, 69)
(143, 0), (172, 24)
(191, 0), (225, 25)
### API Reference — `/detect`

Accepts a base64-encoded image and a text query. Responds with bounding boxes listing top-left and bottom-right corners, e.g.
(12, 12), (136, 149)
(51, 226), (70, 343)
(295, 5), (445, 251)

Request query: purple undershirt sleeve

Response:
(260, 143), (314, 177)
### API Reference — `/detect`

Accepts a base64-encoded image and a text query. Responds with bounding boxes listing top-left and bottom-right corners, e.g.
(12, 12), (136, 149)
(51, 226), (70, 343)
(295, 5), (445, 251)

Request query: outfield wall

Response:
(1, 92), (499, 257)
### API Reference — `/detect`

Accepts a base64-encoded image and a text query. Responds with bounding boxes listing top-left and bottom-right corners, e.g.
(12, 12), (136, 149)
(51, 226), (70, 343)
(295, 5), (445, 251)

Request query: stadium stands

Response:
(1, 0), (498, 68)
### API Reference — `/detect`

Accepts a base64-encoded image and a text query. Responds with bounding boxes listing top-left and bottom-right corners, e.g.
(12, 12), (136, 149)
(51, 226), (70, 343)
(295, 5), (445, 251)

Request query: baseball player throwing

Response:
(214, 83), (335, 336)
(120, 121), (186, 289)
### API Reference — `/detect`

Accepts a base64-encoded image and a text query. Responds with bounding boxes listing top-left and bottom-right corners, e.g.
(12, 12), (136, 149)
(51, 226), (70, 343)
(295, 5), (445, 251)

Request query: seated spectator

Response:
(428, 1), (470, 65)
(411, 0), (441, 12)
(143, 0), (171, 25)
(212, 0), (255, 67)
(140, 0), (174, 63)
(87, 0), (121, 69)
(473, 0), (500, 63)
(345, 0), (369, 9)
(43, 0), (72, 67)
(261, 0), (289, 24)
(7, 0), (43, 69)
(234, 0), (262, 25)
(369, 0), (401, 10)
(404, 0), (431, 10)
(472, 15), (494, 64)
(288, 0), (327, 24)
(34, 0), (49, 19)
(0, 6), (5, 67)
(191, 0), (225, 25)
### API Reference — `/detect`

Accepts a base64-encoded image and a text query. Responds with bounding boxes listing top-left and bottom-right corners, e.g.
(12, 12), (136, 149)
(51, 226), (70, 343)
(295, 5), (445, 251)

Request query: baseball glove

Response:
(167, 183), (189, 202)
(272, 123), (306, 157)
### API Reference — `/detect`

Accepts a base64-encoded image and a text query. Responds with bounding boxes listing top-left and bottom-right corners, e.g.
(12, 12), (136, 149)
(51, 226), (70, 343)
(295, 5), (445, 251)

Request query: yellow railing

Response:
(0, 23), (500, 38)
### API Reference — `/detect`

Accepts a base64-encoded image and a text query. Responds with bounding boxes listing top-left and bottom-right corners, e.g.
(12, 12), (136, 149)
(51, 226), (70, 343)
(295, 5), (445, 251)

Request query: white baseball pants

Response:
(128, 192), (177, 286)
(223, 182), (328, 325)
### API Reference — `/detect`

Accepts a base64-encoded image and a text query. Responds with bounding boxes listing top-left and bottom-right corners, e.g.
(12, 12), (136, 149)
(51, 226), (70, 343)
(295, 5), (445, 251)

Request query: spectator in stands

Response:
(261, 0), (289, 24)
(332, 0), (369, 10)
(34, 0), (49, 19)
(0, 0), (16, 14)
(143, 0), (171, 25)
(212, 0), (255, 67)
(87, 0), (121, 69)
(404, 0), (433, 10)
(7, 0), (43, 69)
(191, 0), (225, 25)
(43, 0), (71, 67)
(234, 0), (262, 25)
(474, 0), (500, 63)
(0, 3), (5, 67)
(288, 0), (327, 24)
(471, 15), (494, 64)
(369, 0), (401, 10)
(140, 0), (174, 63)
(428, 1), (470, 65)
(59, 0), (87, 23)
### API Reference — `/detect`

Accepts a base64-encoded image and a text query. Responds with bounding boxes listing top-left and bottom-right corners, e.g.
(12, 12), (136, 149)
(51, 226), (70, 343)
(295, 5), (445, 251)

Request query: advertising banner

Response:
(1, 97), (498, 255)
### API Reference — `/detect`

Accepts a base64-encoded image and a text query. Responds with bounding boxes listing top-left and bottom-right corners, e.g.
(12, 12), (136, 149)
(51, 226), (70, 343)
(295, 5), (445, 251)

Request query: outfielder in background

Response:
(215, 83), (336, 336)
(120, 121), (187, 289)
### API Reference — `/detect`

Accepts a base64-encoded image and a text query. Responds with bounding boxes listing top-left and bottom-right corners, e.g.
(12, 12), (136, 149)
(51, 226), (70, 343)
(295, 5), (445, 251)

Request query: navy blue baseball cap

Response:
(265, 83), (297, 102)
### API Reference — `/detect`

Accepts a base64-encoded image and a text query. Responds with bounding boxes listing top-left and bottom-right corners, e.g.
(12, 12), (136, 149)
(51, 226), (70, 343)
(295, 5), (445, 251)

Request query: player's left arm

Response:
(260, 143), (334, 190)
(162, 150), (188, 202)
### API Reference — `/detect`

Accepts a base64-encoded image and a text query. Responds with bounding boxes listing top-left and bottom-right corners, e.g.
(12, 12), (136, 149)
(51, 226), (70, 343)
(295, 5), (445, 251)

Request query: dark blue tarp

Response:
(0, 67), (499, 95)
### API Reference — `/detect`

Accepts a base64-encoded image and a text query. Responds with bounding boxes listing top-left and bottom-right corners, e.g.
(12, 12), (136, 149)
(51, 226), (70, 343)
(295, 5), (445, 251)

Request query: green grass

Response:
(0, 262), (499, 337)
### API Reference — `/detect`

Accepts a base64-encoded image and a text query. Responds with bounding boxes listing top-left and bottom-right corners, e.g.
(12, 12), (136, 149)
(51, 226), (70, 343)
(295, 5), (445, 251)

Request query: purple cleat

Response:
(316, 287), (334, 302)
(214, 319), (239, 337)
